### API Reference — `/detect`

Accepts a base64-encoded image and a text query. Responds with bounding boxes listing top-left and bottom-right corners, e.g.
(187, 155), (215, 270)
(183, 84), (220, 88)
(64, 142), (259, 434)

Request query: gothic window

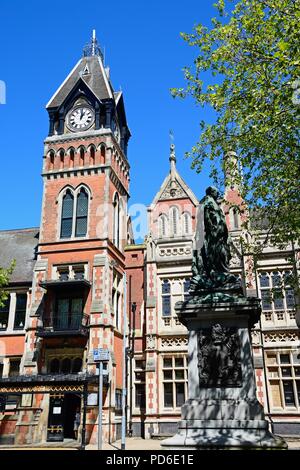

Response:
(49, 151), (55, 171)
(113, 193), (120, 248)
(100, 145), (106, 164)
(79, 147), (85, 166)
(89, 146), (95, 165)
(75, 189), (88, 237)
(162, 280), (171, 317)
(184, 278), (191, 301)
(161, 278), (191, 324)
(259, 270), (296, 325)
(61, 358), (72, 374)
(182, 212), (191, 235)
(159, 214), (168, 238)
(60, 187), (90, 239)
(61, 191), (74, 238)
(59, 149), (64, 169)
(49, 358), (60, 374)
(170, 207), (179, 236)
(259, 272), (270, 288)
(72, 357), (83, 373)
(69, 148), (75, 168)
(233, 209), (239, 229)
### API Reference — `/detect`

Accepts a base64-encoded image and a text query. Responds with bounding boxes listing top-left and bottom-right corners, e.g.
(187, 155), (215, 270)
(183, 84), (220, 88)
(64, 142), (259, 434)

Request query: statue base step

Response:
(161, 422), (287, 449)
(161, 398), (287, 449)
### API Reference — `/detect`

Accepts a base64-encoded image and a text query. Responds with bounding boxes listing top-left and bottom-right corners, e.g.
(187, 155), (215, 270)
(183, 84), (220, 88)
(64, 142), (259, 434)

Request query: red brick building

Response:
(0, 35), (299, 446)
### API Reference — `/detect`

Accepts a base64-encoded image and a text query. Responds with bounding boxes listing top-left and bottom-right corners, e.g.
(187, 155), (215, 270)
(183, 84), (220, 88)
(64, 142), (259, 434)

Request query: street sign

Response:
(93, 348), (110, 362)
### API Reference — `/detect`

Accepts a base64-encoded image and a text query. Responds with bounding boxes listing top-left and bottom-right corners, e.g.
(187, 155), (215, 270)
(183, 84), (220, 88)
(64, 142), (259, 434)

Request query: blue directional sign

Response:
(93, 348), (110, 362)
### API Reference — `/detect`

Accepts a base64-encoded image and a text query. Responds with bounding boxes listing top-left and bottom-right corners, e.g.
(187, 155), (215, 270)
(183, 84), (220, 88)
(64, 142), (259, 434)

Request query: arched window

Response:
(79, 147), (85, 166)
(72, 357), (83, 374)
(159, 215), (168, 238)
(49, 358), (60, 374)
(100, 145), (106, 164)
(61, 191), (74, 238)
(61, 358), (72, 374)
(162, 280), (171, 317)
(182, 213), (191, 235)
(113, 193), (120, 248)
(90, 146), (95, 165)
(232, 208), (239, 229)
(170, 207), (179, 236)
(59, 150), (64, 170)
(49, 151), (55, 171)
(75, 189), (88, 237)
(69, 148), (75, 168)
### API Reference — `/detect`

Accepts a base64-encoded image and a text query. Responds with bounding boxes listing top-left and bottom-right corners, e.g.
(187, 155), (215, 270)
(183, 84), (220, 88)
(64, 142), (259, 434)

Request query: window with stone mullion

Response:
(61, 191), (74, 238)
(75, 190), (88, 237)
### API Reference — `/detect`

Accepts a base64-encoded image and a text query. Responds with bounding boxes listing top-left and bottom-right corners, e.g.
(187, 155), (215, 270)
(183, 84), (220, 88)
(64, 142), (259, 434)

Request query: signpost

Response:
(93, 348), (110, 451)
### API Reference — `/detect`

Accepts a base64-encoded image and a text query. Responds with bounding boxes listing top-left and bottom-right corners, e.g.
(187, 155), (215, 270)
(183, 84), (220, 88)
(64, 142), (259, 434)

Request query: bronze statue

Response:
(190, 186), (241, 297)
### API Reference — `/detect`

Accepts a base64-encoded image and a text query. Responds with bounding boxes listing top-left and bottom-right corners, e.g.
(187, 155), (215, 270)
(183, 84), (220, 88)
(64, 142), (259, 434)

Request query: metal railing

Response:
(42, 312), (88, 331)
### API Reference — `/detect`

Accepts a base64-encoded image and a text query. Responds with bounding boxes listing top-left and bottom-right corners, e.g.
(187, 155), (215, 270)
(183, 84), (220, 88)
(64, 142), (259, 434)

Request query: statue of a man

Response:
(191, 186), (239, 293)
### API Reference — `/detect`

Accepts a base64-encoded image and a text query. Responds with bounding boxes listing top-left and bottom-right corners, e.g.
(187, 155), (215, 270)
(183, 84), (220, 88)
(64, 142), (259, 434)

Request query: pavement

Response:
(0, 436), (300, 451)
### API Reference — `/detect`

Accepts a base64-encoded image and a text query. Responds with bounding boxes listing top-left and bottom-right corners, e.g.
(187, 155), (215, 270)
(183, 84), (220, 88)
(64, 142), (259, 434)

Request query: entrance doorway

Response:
(47, 393), (81, 442)
(63, 393), (81, 439)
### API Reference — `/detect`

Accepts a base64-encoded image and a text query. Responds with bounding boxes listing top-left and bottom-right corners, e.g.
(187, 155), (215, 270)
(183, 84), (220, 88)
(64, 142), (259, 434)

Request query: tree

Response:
(171, 0), (300, 247)
(0, 261), (15, 308)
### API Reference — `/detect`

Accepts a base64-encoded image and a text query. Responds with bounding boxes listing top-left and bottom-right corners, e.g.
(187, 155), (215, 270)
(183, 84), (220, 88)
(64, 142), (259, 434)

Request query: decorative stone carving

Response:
(161, 337), (188, 349)
(251, 330), (261, 346)
(158, 246), (192, 257)
(160, 179), (188, 200)
(198, 324), (242, 387)
(264, 331), (300, 343)
(146, 335), (156, 349)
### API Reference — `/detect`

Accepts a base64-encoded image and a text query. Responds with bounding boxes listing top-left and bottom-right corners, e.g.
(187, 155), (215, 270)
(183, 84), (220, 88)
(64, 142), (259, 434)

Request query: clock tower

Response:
(21, 32), (131, 444)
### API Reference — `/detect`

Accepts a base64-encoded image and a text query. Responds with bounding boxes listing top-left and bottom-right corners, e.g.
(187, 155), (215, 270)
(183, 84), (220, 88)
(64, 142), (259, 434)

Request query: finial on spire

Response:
(169, 129), (176, 172)
(83, 30), (104, 60)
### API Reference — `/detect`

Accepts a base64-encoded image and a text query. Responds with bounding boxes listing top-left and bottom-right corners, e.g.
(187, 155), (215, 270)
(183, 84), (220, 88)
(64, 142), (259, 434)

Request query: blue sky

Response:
(0, 0), (218, 233)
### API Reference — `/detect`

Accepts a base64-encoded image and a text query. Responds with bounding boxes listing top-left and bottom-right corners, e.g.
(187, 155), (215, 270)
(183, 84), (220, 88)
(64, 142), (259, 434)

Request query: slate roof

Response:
(46, 55), (114, 109)
(0, 228), (39, 284)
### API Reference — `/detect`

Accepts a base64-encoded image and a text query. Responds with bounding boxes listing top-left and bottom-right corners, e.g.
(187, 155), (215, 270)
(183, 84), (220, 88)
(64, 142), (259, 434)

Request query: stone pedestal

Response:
(161, 297), (287, 449)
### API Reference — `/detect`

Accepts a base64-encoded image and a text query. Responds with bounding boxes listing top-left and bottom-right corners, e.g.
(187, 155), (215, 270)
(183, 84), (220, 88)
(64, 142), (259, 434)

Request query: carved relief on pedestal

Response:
(198, 324), (242, 387)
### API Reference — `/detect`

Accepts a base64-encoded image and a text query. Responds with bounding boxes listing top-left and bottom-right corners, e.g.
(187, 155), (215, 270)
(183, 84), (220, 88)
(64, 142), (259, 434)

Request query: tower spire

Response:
(169, 130), (177, 196)
(169, 130), (176, 175)
(83, 30), (104, 61)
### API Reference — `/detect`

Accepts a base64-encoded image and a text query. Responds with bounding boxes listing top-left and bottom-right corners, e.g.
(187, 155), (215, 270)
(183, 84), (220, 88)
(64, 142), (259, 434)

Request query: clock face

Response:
(67, 106), (95, 131)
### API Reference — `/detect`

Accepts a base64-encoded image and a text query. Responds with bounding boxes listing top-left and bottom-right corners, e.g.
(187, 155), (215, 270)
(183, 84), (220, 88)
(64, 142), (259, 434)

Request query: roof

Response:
(0, 228), (39, 284)
(46, 55), (114, 109)
(151, 168), (199, 208)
